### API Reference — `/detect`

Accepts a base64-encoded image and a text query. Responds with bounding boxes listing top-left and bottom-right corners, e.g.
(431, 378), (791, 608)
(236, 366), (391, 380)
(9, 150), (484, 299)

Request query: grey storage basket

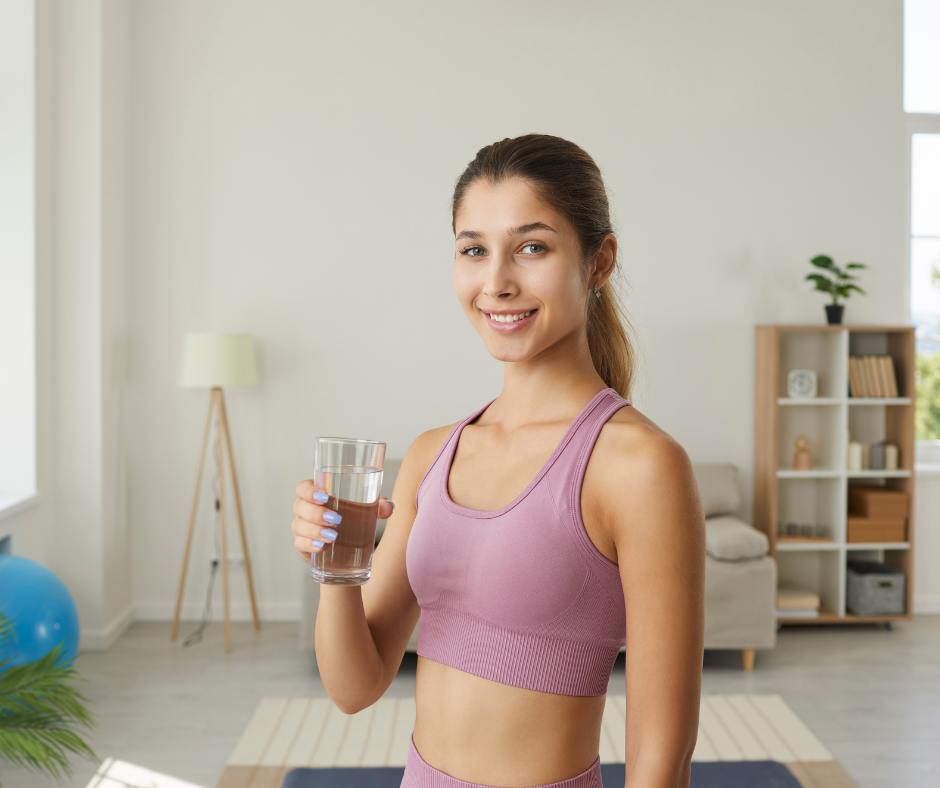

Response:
(846, 561), (906, 616)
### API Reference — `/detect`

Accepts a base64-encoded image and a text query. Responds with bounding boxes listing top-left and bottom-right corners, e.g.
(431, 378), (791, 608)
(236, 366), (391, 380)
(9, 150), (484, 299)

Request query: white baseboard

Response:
(133, 602), (300, 622)
(914, 594), (940, 614)
(80, 605), (135, 651)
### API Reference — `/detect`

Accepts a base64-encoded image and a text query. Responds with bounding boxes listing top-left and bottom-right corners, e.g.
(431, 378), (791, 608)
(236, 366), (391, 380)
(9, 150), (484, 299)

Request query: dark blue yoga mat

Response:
(283, 760), (802, 788)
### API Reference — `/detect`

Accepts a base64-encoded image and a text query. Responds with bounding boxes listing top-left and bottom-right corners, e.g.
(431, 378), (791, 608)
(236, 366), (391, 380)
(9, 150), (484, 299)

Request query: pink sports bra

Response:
(406, 387), (631, 697)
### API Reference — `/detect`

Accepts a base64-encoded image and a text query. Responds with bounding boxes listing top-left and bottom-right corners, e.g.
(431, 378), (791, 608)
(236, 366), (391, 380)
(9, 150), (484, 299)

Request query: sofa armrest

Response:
(705, 516), (769, 561)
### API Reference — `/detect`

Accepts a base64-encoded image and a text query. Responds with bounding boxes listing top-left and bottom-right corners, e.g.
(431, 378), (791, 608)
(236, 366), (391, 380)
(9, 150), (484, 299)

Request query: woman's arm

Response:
(587, 421), (706, 788)
(295, 425), (452, 714)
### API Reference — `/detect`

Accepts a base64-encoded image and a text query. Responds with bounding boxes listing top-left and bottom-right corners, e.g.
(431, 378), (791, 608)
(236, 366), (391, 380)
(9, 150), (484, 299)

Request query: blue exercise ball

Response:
(0, 555), (80, 667)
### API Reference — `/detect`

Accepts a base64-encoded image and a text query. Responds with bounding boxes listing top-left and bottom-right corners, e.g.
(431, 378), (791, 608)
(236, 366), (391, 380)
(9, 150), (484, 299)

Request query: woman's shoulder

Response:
(589, 405), (698, 506)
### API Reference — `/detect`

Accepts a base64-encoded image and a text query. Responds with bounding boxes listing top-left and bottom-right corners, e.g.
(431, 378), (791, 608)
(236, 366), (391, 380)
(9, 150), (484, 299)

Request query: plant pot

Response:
(825, 304), (844, 324)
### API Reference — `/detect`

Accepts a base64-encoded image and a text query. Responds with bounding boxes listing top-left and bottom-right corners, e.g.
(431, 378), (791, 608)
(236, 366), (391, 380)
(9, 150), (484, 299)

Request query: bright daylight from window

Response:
(906, 0), (940, 440)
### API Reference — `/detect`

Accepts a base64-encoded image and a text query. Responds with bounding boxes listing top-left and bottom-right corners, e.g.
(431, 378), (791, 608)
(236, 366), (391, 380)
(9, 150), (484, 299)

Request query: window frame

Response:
(907, 113), (940, 460)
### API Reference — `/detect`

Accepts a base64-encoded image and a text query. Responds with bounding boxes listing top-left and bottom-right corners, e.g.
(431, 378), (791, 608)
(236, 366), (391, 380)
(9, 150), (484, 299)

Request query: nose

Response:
(481, 249), (518, 300)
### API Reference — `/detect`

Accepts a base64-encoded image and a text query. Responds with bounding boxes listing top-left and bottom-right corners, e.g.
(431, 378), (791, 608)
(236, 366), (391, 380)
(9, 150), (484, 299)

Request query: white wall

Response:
(120, 0), (915, 621)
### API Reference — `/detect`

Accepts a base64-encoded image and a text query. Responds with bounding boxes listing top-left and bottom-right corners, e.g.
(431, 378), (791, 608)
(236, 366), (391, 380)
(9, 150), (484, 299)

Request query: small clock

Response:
(788, 369), (817, 399)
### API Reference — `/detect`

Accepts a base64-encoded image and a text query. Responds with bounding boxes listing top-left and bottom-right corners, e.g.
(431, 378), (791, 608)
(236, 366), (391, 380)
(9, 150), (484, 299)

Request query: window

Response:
(0, 0), (37, 519)
(906, 1), (940, 448)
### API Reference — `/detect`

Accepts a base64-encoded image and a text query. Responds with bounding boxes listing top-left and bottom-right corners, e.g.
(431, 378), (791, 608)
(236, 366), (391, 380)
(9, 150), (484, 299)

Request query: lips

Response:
(482, 308), (538, 333)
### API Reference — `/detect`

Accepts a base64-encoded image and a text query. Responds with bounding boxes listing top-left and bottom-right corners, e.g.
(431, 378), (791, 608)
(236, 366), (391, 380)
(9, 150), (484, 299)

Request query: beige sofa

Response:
(301, 461), (776, 670)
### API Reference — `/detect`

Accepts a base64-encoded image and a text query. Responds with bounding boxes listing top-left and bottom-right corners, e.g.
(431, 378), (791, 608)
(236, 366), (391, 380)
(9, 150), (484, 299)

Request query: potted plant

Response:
(805, 254), (867, 324)
(0, 613), (97, 784)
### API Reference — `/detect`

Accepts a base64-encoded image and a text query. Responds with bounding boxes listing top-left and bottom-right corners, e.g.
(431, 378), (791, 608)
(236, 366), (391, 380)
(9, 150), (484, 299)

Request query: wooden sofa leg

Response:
(742, 648), (755, 671)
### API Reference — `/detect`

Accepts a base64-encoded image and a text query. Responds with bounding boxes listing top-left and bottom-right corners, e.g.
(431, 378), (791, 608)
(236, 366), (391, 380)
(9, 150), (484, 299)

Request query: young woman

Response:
(291, 134), (705, 788)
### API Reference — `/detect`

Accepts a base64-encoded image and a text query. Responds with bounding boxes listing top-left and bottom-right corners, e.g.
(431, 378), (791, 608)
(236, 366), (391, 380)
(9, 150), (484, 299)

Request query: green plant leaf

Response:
(0, 711), (96, 781)
(806, 274), (835, 294)
(810, 255), (835, 270)
(0, 642), (97, 784)
(846, 262), (868, 269)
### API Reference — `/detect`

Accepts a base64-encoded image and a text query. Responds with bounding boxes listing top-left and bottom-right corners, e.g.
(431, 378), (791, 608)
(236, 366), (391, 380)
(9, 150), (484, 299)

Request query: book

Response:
(875, 355), (890, 397)
(854, 356), (871, 397)
(776, 584), (820, 610)
(848, 357), (863, 397)
(882, 356), (899, 397)
(866, 356), (884, 397)
(776, 608), (820, 618)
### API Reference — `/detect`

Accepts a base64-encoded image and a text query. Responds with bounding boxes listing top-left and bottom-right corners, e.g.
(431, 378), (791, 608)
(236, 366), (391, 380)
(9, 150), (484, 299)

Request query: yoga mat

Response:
(281, 760), (803, 788)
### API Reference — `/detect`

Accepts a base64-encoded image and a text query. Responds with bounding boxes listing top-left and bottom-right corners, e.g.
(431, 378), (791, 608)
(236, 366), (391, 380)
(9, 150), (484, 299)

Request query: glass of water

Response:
(311, 437), (386, 585)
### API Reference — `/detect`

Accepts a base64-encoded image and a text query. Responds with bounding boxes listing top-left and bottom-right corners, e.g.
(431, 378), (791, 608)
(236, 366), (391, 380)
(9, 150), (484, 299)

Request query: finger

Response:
(294, 533), (322, 559)
(292, 515), (339, 544)
(293, 497), (343, 527)
(296, 479), (330, 505)
(378, 496), (395, 520)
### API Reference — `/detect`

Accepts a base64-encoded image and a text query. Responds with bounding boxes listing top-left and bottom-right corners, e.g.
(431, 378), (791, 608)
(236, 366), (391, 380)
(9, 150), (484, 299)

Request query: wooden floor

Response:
(3, 619), (939, 788)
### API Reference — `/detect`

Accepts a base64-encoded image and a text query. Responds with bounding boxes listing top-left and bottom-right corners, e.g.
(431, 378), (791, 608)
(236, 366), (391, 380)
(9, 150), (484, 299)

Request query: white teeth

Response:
(487, 310), (532, 323)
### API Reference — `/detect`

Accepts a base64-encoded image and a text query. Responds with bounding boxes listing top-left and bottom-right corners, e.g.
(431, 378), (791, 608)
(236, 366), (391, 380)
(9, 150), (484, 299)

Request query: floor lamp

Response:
(171, 333), (261, 652)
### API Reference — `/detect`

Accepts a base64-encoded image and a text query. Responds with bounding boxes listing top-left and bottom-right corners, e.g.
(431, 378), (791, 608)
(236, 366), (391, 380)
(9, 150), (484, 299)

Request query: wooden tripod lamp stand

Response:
(171, 333), (261, 652)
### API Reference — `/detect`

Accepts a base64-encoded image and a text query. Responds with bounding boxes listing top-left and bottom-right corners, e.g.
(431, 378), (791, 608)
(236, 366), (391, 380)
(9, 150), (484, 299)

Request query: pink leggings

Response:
(400, 731), (603, 788)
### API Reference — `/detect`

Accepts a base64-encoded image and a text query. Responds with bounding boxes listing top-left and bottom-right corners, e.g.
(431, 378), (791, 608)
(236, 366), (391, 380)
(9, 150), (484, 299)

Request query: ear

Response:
(590, 233), (618, 286)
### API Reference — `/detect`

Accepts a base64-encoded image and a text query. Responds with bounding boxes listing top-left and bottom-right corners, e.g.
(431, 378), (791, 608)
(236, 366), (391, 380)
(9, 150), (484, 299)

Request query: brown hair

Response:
(451, 133), (636, 399)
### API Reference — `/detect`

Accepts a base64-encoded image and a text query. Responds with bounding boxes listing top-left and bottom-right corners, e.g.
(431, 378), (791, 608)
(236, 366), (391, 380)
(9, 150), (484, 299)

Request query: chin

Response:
(481, 338), (539, 363)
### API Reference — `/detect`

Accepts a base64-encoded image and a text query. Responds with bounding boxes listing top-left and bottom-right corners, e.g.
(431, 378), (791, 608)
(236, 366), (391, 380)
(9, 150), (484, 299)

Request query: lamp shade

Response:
(178, 333), (258, 388)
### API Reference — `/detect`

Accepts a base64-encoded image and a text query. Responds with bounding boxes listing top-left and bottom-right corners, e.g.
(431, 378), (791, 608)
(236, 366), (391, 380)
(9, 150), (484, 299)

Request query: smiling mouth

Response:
(484, 309), (536, 324)
(481, 308), (538, 331)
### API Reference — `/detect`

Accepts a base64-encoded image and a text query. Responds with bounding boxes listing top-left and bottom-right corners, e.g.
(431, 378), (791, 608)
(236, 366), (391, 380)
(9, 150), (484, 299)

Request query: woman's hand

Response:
(292, 480), (395, 562)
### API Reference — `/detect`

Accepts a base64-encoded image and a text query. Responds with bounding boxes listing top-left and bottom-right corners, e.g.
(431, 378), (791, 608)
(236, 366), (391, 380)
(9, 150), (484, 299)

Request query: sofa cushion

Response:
(693, 463), (741, 517)
(705, 516), (769, 561)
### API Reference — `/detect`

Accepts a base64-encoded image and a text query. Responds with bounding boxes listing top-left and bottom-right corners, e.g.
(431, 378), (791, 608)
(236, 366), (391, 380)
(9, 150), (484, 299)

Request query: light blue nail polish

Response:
(313, 491), (329, 503)
(323, 511), (342, 525)
(312, 539), (324, 548)
(321, 528), (338, 541)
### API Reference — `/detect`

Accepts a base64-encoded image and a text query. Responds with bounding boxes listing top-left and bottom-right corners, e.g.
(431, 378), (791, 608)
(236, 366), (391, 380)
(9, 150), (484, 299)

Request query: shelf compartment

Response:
(777, 404), (844, 472)
(848, 404), (911, 472)
(776, 550), (843, 619)
(848, 330), (913, 399)
(778, 330), (846, 398)
(776, 476), (843, 543)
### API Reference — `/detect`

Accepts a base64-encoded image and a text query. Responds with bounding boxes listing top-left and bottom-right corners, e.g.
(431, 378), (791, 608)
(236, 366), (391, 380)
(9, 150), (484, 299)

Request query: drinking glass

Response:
(310, 437), (385, 585)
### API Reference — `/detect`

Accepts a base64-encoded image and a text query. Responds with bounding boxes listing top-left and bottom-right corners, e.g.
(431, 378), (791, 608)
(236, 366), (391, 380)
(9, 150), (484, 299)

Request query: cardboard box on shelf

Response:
(847, 485), (908, 519)
(847, 516), (907, 543)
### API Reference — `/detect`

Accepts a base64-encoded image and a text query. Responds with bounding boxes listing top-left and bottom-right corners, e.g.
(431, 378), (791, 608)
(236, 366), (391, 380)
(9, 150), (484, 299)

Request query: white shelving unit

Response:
(754, 325), (915, 625)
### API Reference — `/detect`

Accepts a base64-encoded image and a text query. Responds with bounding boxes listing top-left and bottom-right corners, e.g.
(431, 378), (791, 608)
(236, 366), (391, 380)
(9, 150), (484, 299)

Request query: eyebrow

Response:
(455, 222), (557, 241)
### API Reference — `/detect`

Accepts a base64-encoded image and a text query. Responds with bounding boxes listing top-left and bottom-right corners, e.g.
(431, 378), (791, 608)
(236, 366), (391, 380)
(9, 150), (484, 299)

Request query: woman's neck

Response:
(491, 332), (608, 430)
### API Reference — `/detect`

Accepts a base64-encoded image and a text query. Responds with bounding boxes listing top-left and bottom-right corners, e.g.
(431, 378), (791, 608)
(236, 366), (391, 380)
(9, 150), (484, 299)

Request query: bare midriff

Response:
(412, 656), (606, 786)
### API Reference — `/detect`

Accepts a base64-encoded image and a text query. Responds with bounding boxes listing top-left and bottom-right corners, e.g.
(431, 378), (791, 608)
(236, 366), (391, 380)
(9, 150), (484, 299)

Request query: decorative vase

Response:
(825, 304), (844, 324)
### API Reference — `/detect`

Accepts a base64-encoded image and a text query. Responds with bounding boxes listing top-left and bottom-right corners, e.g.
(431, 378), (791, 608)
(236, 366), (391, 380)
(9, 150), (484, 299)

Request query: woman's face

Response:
(453, 177), (592, 363)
